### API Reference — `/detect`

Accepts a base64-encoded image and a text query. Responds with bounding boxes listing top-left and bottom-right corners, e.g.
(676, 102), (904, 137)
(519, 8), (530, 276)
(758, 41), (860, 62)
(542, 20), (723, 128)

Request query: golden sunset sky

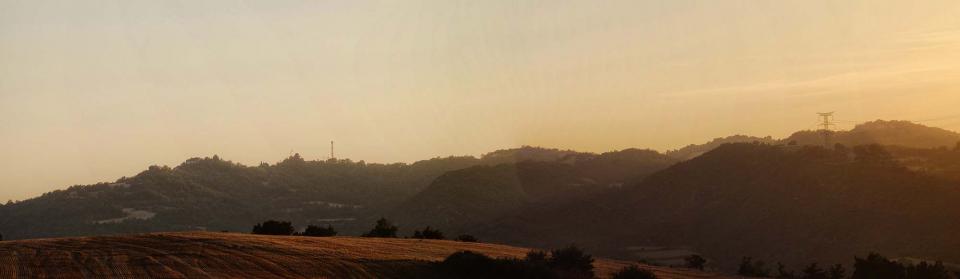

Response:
(1, 0), (960, 200)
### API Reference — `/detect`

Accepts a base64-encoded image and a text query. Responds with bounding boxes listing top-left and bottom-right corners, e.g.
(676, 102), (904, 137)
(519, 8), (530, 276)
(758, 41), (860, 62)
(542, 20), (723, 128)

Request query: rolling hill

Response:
(786, 120), (960, 148)
(0, 231), (728, 279)
(394, 149), (678, 235)
(483, 143), (960, 271)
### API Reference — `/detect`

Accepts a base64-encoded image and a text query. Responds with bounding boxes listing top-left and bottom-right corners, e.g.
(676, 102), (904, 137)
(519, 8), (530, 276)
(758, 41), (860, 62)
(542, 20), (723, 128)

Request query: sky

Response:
(1, 0), (960, 201)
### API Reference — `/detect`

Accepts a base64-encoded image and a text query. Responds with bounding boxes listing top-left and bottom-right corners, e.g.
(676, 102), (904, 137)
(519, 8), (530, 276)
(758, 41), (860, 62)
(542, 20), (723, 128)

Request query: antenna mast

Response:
(817, 112), (835, 147)
(330, 140), (335, 160)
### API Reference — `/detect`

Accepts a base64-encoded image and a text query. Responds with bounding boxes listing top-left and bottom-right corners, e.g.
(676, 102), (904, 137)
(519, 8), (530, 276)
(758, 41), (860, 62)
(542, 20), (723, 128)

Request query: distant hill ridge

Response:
(1, 120), (959, 274)
(483, 142), (960, 271)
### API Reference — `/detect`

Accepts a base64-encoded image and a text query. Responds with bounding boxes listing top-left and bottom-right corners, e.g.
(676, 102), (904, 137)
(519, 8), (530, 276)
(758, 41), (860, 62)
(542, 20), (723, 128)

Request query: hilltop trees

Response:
(684, 254), (706, 270)
(455, 234), (479, 242)
(547, 245), (596, 279)
(437, 245), (596, 279)
(905, 261), (952, 279)
(828, 264), (846, 279)
(411, 226), (444, 240)
(252, 220), (295, 235)
(738, 253), (949, 279)
(362, 218), (398, 238)
(299, 225), (337, 237)
(800, 263), (827, 279)
(738, 257), (771, 277)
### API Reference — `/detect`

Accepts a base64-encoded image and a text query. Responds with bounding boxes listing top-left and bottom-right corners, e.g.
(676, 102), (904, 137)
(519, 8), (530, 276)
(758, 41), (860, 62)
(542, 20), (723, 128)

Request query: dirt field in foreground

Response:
(0, 232), (731, 278)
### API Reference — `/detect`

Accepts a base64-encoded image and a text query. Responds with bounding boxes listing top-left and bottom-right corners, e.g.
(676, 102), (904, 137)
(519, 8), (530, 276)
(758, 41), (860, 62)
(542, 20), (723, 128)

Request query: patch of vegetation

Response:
(411, 226), (444, 240)
(252, 220), (294, 235)
(297, 225), (337, 237)
(611, 266), (658, 279)
(852, 252), (952, 279)
(436, 245), (596, 279)
(738, 257), (771, 277)
(739, 252), (952, 279)
(455, 234), (479, 242)
(362, 217), (398, 238)
(684, 254), (706, 270)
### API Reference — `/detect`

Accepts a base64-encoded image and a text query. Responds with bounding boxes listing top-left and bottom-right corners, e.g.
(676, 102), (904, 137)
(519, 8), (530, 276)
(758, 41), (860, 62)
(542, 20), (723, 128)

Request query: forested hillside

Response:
(484, 143), (960, 271)
(394, 149), (678, 234)
(0, 154), (480, 239)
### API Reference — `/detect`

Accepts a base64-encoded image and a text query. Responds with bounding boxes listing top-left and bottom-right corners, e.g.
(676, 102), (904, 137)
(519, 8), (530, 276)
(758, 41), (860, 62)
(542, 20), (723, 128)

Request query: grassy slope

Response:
(0, 232), (728, 279)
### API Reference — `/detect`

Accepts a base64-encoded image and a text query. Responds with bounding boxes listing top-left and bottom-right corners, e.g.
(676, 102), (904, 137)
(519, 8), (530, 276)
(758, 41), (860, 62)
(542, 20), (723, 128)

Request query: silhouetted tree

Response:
(777, 262), (796, 278)
(611, 266), (658, 279)
(439, 250), (553, 279)
(251, 220), (295, 235)
(738, 257), (771, 277)
(801, 263), (828, 279)
(455, 234), (479, 242)
(852, 253), (905, 279)
(684, 254), (706, 270)
(361, 217), (398, 238)
(548, 245), (595, 279)
(905, 261), (951, 279)
(521, 250), (545, 263)
(411, 226), (445, 239)
(439, 251), (499, 278)
(828, 264), (845, 279)
(300, 225), (337, 237)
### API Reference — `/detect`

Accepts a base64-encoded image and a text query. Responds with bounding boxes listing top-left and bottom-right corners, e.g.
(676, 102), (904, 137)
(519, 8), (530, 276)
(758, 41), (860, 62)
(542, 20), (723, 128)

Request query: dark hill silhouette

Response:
(482, 143), (960, 271)
(0, 155), (480, 240)
(393, 149), (678, 234)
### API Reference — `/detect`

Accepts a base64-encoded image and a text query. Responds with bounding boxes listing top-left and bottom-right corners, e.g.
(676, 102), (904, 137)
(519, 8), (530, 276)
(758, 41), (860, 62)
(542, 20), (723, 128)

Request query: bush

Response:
(548, 245), (595, 279)
(801, 263), (827, 279)
(361, 217), (398, 238)
(440, 251), (498, 276)
(828, 264), (845, 279)
(905, 261), (951, 279)
(777, 262), (795, 278)
(252, 220), (295, 235)
(684, 254), (706, 270)
(738, 257), (771, 277)
(852, 253), (905, 279)
(439, 251), (539, 279)
(455, 234), (479, 242)
(299, 225), (337, 237)
(412, 226), (445, 240)
(612, 266), (658, 279)
(437, 246), (597, 279)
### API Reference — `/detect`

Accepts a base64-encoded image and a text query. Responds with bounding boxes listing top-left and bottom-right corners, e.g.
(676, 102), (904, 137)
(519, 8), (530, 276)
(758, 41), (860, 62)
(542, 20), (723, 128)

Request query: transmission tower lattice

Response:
(818, 112), (835, 147)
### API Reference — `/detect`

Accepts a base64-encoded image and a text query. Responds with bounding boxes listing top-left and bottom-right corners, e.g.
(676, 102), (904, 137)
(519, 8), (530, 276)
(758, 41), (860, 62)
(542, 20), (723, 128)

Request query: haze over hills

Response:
(1, 120), (959, 273)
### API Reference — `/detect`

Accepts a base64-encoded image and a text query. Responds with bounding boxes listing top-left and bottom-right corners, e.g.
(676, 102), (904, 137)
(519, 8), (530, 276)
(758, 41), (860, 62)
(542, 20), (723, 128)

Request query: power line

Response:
(817, 112), (835, 147)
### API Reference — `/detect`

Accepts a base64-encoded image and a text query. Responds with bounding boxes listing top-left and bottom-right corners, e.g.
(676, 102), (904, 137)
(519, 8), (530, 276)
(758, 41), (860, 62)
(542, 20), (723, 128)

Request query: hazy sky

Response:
(2, 0), (960, 201)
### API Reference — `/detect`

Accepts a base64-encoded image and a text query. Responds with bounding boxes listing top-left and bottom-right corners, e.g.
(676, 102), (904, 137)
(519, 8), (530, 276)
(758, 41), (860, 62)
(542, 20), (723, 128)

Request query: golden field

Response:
(0, 232), (730, 278)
